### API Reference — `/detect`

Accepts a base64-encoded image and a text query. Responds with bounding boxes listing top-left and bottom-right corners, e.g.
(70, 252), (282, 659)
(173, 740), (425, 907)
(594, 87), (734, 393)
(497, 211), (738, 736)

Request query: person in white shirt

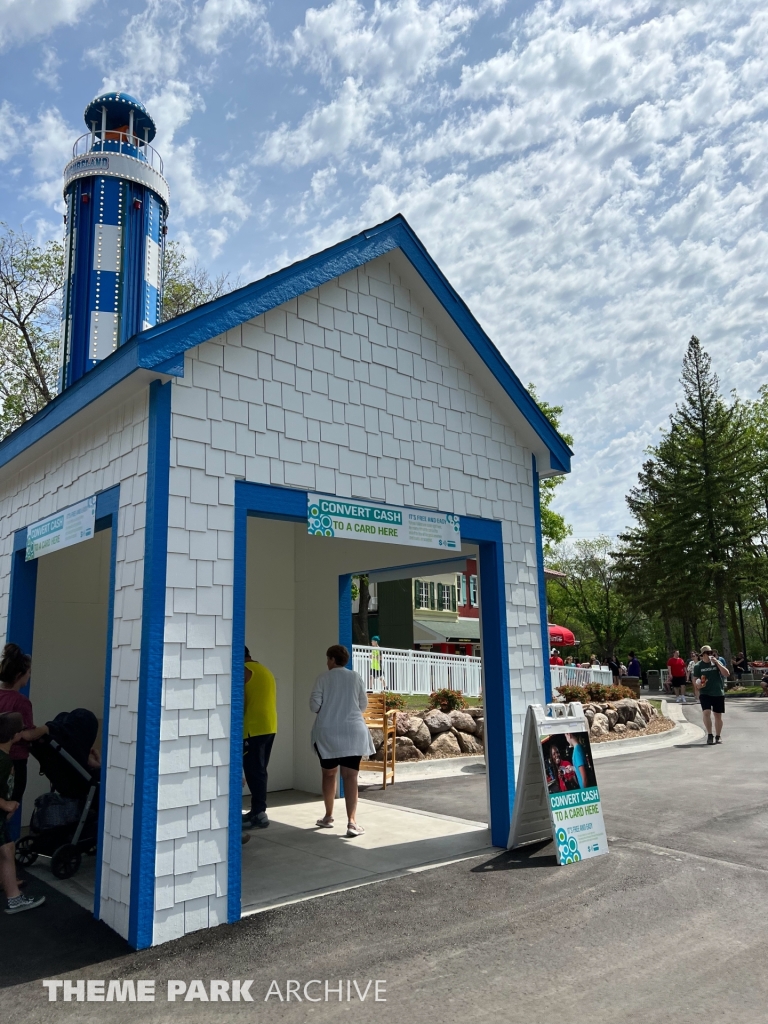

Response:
(310, 645), (375, 838)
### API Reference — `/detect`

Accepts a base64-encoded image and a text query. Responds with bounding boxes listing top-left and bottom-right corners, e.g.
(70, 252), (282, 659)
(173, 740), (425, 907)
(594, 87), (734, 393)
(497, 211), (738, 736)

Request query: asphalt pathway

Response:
(3, 699), (766, 1024)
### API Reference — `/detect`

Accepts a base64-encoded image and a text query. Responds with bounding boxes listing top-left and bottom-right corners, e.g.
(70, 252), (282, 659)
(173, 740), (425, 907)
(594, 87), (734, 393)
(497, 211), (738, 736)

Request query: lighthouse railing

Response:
(71, 133), (164, 175)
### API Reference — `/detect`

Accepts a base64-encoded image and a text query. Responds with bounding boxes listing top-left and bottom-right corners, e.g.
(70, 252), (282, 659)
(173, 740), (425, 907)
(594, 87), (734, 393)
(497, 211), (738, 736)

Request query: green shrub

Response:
(427, 688), (467, 712)
(557, 683), (637, 704)
(384, 692), (408, 711)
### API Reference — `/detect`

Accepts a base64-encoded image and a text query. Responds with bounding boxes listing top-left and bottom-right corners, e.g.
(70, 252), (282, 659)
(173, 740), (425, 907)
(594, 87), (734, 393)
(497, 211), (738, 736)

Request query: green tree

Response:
(617, 337), (766, 666)
(547, 536), (639, 659)
(527, 383), (573, 554)
(0, 225), (63, 438)
(161, 240), (238, 322)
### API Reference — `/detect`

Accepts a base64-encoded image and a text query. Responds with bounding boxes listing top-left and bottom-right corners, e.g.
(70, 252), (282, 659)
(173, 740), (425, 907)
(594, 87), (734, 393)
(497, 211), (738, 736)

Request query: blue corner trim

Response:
(129, 380), (171, 949)
(92, 484), (120, 922)
(228, 496), (248, 925)
(459, 515), (515, 847)
(228, 481), (309, 923)
(5, 537), (38, 841)
(532, 456), (552, 705)
(338, 574), (353, 656)
(0, 216), (570, 477)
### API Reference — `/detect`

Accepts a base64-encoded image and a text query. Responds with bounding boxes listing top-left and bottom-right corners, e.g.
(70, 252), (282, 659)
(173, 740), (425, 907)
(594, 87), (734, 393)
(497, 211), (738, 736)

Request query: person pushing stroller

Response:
(0, 712), (45, 914)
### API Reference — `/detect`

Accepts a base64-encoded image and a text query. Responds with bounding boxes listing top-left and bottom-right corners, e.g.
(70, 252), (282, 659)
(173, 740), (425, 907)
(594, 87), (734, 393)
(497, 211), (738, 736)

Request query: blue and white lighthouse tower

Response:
(59, 92), (170, 391)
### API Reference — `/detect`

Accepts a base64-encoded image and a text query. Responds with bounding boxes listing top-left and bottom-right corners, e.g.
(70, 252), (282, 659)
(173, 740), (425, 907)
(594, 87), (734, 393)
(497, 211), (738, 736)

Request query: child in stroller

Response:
(15, 708), (101, 880)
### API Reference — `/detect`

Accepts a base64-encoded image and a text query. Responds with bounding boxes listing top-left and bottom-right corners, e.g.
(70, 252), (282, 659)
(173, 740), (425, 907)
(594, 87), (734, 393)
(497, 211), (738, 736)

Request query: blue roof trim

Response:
(0, 215), (571, 474)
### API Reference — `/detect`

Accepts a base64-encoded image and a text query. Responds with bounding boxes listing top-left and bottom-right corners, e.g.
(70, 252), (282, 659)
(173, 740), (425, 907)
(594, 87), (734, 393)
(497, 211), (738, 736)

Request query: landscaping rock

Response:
(590, 713), (609, 737)
(423, 710), (454, 735)
(449, 710), (477, 734)
(455, 731), (484, 755)
(407, 719), (433, 752)
(395, 736), (424, 760)
(614, 723), (627, 734)
(604, 708), (619, 728)
(633, 713), (647, 729)
(369, 727), (384, 751)
(465, 707), (484, 719)
(395, 714), (413, 737)
(625, 721), (641, 731)
(475, 718), (484, 741)
(427, 731), (461, 757)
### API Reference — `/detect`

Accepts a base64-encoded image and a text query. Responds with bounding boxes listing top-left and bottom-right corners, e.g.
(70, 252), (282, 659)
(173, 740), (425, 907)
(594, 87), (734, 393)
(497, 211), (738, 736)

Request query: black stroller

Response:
(15, 709), (101, 880)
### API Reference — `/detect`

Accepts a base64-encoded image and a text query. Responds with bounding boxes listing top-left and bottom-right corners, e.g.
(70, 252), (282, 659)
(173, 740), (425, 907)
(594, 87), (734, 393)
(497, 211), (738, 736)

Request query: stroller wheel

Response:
(51, 844), (81, 880)
(15, 836), (38, 867)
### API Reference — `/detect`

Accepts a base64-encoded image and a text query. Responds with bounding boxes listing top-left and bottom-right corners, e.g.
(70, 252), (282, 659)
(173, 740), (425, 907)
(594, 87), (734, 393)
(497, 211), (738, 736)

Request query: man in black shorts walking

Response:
(694, 645), (730, 745)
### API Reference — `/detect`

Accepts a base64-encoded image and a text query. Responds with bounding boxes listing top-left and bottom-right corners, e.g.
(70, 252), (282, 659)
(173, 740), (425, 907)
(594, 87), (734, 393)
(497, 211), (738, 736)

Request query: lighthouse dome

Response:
(83, 92), (157, 143)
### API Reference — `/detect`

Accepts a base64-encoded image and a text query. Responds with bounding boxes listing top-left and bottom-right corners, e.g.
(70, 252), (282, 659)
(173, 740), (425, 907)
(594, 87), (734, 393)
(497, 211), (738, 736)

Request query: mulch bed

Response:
(590, 716), (676, 743)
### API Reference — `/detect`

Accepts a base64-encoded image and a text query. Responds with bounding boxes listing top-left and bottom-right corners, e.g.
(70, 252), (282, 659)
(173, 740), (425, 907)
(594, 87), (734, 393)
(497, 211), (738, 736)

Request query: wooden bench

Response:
(359, 692), (397, 788)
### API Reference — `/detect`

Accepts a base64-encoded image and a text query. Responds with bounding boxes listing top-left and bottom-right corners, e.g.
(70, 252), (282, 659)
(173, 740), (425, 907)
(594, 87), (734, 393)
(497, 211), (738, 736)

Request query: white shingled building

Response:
(0, 214), (571, 948)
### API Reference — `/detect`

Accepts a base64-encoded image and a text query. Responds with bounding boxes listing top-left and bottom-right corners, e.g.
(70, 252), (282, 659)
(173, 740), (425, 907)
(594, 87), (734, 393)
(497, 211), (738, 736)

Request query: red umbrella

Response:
(548, 623), (576, 646)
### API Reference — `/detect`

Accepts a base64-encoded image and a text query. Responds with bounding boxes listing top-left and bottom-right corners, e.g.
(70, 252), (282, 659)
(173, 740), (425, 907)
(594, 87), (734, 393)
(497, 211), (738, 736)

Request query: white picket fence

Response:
(550, 666), (614, 689)
(352, 644), (482, 697)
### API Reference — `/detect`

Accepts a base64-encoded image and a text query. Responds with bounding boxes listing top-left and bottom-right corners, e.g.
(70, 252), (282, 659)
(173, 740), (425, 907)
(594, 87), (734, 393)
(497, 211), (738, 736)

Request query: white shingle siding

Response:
(0, 393), (149, 941)
(157, 255), (546, 942)
(0, 252), (548, 947)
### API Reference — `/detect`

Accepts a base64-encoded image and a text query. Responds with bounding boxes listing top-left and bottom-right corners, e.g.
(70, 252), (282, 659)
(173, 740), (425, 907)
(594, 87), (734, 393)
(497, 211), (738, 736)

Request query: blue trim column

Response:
(5, 531), (38, 840)
(532, 455), (553, 705)
(227, 496), (248, 925)
(93, 484), (120, 922)
(459, 516), (514, 848)
(129, 380), (171, 949)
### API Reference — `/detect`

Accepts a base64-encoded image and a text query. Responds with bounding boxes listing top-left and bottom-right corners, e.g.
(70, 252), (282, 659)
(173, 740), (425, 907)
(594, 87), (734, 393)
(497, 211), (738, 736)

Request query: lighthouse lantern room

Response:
(59, 92), (170, 391)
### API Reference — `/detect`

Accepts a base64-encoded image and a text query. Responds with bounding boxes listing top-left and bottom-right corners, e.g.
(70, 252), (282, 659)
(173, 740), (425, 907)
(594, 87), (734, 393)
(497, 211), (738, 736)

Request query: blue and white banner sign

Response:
(307, 494), (461, 551)
(26, 496), (97, 561)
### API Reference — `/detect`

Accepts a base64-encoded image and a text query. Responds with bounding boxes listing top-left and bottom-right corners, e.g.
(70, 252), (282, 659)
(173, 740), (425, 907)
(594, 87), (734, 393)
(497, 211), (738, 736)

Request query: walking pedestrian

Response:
(242, 646), (277, 830)
(310, 645), (375, 838)
(627, 651), (641, 681)
(693, 645), (729, 745)
(667, 649), (688, 703)
(731, 651), (748, 680)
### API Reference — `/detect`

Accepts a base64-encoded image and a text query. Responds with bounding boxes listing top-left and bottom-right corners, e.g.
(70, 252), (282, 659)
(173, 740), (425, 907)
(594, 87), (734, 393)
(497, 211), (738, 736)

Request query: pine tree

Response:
(618, 337), (765, 666)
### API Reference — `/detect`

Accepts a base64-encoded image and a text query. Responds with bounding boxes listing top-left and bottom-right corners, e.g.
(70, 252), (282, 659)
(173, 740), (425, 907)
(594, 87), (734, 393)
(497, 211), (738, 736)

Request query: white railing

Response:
(72, 132), (164, 174)
(550, 666), (614, 690)
(353, 644), (482, 697)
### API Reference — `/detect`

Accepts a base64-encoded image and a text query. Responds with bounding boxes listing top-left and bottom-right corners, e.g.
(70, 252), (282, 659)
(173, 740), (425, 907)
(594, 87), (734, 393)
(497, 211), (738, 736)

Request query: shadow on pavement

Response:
(471, 840), (557, 872)
(1, 867), (131, 988)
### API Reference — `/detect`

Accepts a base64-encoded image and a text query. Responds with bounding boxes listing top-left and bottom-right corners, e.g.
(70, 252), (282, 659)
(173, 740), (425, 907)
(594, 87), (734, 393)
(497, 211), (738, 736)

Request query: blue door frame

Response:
(5, 484), (120, 921)
(229, 481), (516, 923)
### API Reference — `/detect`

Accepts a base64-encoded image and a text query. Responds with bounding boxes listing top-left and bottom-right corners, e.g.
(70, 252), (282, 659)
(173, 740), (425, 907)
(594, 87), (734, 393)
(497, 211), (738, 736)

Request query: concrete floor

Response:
(26, 852), (96, 913)
(241, 789), (491, 913)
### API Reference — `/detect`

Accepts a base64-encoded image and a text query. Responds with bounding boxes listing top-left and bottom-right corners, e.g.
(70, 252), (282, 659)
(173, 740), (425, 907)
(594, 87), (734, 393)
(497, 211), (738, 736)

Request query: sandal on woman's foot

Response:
(346, 822), (365, 838)
(316, 817), (334, 828)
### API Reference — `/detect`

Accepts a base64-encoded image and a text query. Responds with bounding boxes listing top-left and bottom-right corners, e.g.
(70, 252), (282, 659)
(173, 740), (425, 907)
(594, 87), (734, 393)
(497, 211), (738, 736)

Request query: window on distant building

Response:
(436, 583), (456, 612)
(469, 575), (478, 607)
(414, 580), (431, 609)
(457, 574), (467, 606)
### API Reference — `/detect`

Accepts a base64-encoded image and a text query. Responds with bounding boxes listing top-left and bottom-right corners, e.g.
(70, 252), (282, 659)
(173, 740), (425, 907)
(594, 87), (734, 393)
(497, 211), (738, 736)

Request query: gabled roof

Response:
(0, 215), (572, 474)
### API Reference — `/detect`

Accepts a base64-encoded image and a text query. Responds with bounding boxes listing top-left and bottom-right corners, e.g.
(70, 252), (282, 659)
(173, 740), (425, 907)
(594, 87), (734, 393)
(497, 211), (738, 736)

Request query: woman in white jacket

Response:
(310, 645), (375, 837)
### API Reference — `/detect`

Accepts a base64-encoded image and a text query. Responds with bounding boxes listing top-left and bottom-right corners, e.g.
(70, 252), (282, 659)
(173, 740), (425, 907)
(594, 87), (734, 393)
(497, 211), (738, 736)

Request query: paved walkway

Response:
(5, 700), (767, 1023)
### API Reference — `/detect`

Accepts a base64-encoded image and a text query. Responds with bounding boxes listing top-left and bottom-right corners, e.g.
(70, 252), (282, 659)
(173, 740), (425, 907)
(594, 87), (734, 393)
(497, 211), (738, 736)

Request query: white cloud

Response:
(0, 100), (23, 163)
(258, 0), (479, 166)
(0, 0), (96, 51)
(35, 46), (62, 90)
(268, 0), (768, 536)
(191, 0), (266, 54)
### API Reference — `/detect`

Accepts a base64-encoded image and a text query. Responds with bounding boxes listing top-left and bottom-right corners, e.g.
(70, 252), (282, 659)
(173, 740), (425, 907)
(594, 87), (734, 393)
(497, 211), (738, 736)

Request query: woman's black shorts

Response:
(314, 745), (362, 771)
(699, 694), (725, 714)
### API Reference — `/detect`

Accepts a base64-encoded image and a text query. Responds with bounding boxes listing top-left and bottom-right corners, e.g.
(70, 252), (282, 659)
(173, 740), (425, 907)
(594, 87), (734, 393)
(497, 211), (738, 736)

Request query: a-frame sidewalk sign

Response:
(508, 703), (609, 864)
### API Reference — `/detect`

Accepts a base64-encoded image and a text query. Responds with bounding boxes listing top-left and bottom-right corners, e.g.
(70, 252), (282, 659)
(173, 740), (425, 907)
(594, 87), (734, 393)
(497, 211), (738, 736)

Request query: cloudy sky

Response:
(1, 0), (766, 539)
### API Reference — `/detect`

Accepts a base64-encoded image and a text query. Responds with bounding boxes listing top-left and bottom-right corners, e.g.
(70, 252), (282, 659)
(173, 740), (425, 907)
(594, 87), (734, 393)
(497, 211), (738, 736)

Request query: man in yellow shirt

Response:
(242, 646), (277, 830)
